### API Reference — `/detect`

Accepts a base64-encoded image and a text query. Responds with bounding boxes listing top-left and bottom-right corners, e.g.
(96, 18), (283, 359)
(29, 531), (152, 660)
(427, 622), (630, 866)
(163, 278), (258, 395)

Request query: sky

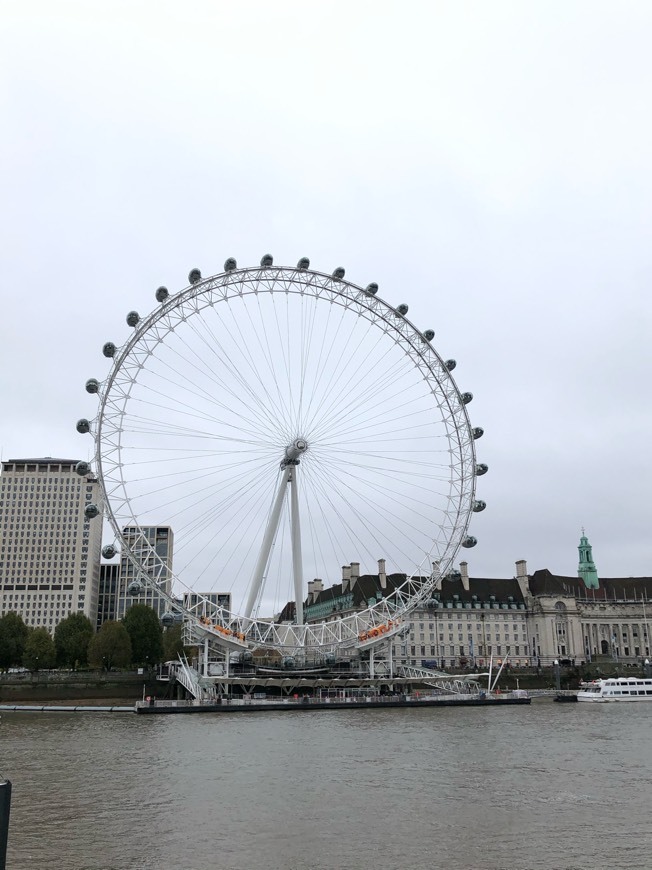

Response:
(1, 0), (651, 586)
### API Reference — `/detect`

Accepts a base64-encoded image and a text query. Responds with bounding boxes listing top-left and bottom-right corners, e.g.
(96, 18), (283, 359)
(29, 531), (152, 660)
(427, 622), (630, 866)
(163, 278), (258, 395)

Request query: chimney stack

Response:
(342, 565), (351, 593)
(459, 561), (470, 592)
(515, 559), (530, 599)
(350, 562), (360, 588)
(378, 558), (387, 591)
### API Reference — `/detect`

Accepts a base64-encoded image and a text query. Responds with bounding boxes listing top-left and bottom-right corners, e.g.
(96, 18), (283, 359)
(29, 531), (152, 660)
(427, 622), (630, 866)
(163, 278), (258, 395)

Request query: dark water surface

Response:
(2, 702), (650, 870)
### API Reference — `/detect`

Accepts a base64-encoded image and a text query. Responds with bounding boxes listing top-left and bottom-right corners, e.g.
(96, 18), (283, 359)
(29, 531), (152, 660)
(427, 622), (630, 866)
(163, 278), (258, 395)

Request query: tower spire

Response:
(578, 530), (599, 589)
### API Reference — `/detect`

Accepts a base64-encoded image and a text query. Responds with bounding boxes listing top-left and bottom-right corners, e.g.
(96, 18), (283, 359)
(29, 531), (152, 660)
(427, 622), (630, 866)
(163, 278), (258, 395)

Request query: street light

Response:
(645, 658), (651, 678)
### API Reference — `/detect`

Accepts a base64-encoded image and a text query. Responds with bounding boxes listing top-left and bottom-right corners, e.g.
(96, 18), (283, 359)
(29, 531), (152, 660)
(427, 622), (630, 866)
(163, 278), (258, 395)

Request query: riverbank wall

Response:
(0, 670), (158, 703)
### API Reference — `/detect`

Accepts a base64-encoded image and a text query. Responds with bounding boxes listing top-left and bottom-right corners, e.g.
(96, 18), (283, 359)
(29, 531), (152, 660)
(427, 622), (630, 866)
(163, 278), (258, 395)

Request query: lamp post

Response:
(553, 659), (561, 692)
(645, 658), (651, 679)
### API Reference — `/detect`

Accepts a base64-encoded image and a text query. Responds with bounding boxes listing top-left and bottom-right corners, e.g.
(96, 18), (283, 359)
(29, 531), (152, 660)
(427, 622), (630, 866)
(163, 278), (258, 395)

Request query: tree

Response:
(54, 612), (94, 669)
(23, 627), (56, 671)
(162, 623), (185, 662)
(0, 612), (29, 670)
(122, 605), (164, 666)
(88, 621), (132, 671)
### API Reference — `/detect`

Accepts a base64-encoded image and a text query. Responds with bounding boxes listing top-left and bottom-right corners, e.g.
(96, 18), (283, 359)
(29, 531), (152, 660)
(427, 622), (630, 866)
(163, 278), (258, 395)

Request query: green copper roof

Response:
(578, 530), (599, 589)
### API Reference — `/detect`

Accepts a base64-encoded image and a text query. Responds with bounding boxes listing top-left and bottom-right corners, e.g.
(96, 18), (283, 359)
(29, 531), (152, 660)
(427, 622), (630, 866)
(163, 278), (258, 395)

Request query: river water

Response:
(2, 701), (650, 870)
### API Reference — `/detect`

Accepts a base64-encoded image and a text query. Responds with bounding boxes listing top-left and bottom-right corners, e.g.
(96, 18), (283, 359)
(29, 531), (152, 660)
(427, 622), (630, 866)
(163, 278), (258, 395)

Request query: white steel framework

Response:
(84, 261), (483, 653)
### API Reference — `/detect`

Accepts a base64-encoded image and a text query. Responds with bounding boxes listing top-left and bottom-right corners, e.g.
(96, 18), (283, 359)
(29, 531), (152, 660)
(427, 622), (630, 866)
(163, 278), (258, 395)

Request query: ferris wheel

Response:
(77, 257), (487, 654)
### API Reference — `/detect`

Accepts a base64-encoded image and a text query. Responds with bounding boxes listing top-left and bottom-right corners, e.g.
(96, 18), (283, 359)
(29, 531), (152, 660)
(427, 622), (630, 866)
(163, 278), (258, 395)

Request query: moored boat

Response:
(577, 677), (652, 702)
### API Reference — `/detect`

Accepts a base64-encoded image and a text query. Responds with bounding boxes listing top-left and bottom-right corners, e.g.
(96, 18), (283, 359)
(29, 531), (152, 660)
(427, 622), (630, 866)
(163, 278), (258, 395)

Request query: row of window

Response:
(405, 644), (523, 657)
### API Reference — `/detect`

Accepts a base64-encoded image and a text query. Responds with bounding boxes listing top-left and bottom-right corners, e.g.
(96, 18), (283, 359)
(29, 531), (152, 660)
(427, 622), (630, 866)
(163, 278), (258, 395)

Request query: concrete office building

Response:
(0, 458), (102, 631)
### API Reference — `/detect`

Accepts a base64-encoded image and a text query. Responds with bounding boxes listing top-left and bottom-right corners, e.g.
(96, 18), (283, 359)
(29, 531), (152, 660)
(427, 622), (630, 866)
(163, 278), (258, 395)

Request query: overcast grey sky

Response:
(1, 1), (651, 582)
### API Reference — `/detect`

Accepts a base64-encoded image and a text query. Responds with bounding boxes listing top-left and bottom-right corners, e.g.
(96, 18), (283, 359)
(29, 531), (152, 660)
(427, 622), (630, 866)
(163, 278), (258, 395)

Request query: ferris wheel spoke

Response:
(182, 317), (289, 442)
(295, 295), (341, 434)
(162, 308), (286, 442)
(222, 297), (296, 438)
(302, 462), (412, 570)
(150, 328), (276, 435)
(131, 357), (271, 439)
(297, 289), (321, 433)
(304, 322), (422, 439)
(120, 456), (277, 505)
(247, 294), (296, 436)
(176, 474), (271, 575)
(314, 381), (437, 444)
(322, 460), (443, 520)
(124, 388), (273, 443)
(307, 458), (437, 571)
(301, 310), (387, 437)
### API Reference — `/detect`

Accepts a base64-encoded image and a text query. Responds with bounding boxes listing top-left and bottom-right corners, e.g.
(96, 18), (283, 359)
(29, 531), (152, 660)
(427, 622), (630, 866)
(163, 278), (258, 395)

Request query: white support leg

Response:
(290, 467), (304, 626)
(244, 466), (292, 619)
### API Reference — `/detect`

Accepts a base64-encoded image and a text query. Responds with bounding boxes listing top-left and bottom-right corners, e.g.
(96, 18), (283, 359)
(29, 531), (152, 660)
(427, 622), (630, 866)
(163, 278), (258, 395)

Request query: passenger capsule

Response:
(126, 311), (140, 327)
(462, 536), (478, 548)
(102, 342), (116, 358)
(260, 254), (273, 267)
(473, 500), (486, 512)
(461, 392), (473, 405)
(332, 267), (345, 279)
(297, 257), (310, 270)
(84, 504), (99, 519)
(224, 258), (237, 272)
(397, 304), (409, 316)
(281, 656), (295, 670)
(241, 650), (254, 664)
(188, 269), (201, 284)
(85, 378), (100, 394)
(161, 612), (175, 627)
(365, 283), (378, 296)
(423, 329), (435, 341)
(472, 427), (484, 440)
(76, 419), (90, 434)
(75, 461), (91, 476)
(155, 286), (169, 303)
(475, 463), (488, 476)
(127, 580), (143, 595)
(102, 544), (117, 559)
(445, 359), (457, 371)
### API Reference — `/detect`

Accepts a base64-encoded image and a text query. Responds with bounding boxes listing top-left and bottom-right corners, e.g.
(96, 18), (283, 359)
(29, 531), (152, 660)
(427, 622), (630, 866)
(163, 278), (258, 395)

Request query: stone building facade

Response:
(298, 535), (652, 668)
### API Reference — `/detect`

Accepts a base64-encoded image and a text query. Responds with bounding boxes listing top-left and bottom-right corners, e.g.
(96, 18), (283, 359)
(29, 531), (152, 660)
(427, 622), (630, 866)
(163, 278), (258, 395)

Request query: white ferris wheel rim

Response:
(90, 262), (479, 652)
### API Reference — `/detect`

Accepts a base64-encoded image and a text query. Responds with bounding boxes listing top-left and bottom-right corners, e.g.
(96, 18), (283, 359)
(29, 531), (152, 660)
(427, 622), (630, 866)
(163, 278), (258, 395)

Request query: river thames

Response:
(2, 701), (650, 870)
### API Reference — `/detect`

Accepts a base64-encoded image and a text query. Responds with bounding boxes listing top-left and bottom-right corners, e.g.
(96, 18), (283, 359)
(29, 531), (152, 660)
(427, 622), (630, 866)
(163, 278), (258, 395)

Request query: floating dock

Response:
(135, 694), (531, 715)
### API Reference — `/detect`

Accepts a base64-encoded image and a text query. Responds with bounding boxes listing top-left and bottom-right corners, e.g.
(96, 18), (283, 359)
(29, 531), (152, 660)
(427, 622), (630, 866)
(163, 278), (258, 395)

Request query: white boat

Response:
(577, 677), (652, 702)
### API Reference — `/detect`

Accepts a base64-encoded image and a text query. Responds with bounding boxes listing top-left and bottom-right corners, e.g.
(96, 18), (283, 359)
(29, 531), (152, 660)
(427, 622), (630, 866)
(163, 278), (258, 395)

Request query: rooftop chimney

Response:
(515, 559), (530, 599)
(350, 562), (360, 588)
(306, 578), (323, 605)
(460, 561), (470, 592)
(378, 558), (387, 591)
(342, 565), (351, 594)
